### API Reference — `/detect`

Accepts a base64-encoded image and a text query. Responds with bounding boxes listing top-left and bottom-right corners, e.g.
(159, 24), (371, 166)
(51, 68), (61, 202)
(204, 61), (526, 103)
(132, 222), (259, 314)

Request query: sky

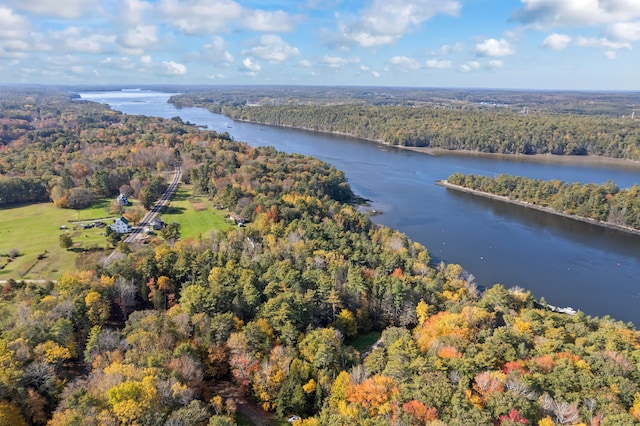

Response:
(1, 0), (640, 90)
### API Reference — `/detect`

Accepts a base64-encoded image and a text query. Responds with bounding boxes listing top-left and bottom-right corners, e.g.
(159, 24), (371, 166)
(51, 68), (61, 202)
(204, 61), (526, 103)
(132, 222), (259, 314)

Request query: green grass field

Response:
(0, 187), (232, 280)
(0, 201), (118, 280)
(159, 186), (232, 238)
(346, 331), (382, 352)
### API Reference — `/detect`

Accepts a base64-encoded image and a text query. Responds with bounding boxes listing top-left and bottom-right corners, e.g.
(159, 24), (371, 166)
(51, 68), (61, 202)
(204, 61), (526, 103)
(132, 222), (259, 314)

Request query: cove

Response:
(79, 90), (640, 326)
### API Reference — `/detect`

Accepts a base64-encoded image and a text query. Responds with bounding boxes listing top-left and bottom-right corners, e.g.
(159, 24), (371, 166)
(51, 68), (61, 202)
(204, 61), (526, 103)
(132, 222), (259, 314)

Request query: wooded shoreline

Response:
(227, 116), (640, 170)
(437, 180), (640, 237)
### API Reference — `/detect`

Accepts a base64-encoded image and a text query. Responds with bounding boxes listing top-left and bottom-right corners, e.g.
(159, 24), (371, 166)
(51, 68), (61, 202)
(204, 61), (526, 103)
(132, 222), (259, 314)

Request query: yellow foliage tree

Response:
(0, 401), (27, 426)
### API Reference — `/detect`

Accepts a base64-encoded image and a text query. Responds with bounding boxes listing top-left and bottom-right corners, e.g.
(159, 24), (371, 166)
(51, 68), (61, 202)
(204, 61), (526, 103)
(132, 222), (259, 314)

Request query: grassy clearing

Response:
(0, 187), (232, 279)
(160, 186), (232, 238)
(0, 201), (117, 280)
(346, 331), (382, 352)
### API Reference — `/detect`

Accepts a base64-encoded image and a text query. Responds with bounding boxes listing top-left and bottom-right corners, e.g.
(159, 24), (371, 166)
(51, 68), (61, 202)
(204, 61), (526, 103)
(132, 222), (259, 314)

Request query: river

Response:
(79, 90), (640, 325)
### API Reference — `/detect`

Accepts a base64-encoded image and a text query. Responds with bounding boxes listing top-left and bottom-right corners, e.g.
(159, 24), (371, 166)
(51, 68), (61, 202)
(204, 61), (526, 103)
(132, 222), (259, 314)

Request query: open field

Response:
(0, 201), (118, 280)
(346, 331), (382, 352)
(160, 186), (232, 238)
(1, 188), (232, 280)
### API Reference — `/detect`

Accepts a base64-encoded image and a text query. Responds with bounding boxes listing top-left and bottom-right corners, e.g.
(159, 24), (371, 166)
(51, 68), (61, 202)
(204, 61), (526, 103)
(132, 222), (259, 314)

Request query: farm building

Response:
(110, 216), (132, 234)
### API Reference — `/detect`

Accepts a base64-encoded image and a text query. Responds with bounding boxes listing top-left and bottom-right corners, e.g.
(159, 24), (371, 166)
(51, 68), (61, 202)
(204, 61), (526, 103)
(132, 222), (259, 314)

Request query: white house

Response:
(117, 193), (130, 206)
(111, 216), (132, 234)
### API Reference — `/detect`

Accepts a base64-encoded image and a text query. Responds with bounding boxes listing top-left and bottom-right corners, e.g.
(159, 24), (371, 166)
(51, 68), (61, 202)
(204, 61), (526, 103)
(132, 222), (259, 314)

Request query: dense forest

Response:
(170, 94), (640, 160)
(3, 88), (640, 425)
(446, 174), (640, 231)
(0, 88), (187, 209)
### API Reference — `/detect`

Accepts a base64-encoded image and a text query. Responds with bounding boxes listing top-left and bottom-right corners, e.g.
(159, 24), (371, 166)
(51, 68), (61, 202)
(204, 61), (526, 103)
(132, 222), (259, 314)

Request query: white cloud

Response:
(426, 59), (452, 69)
(118, 0), (154, 26)
(244, 10), (299, 32)
(475, 38), (515, 57)
(390, 55), (421, 70)
(322, 55), (348, 67)
(604, 50), (617, 59)
(460, 61), (480, 72)
(118, 25), (158, 54)
(575, 36), (631, 50)
(242, 57), (261, 72)
(609, 21), (640, 41)
(431, 42), (463, 55)
(298, 59), (312, 67)
(160, 0), (243, 34)
(244, 35), (299, 64)
(101, 56), (136, 70)
(542, 33), (572, 50)
(201, 36), (234, 66)
(4, 0), (95, 19)
(161, 60), (187, 75)
(0, 39), (29, 58)
(160, 0), (297, 35)
(207, 73), (226, 79)
(372, 70), (381, 77)
(321, 55), (359, 68)
(339, 0), (460, 47)
(513, 0), (640, 27)
(488, 60), (503, 69)
(0, 6), (30, 39)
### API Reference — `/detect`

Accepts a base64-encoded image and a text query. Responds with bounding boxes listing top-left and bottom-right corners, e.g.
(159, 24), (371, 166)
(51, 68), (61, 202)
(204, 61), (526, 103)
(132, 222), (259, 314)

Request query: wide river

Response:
(80, 90), (640, 325)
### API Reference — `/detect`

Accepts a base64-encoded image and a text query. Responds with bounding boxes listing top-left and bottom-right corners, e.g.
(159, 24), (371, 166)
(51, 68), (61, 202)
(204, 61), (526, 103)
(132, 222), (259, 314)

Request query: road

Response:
(124, 162), (182, 244)
(103, 163), (182, 265)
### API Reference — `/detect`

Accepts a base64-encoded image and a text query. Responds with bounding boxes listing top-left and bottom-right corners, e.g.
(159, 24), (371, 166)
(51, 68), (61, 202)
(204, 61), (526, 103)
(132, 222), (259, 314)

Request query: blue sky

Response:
(1, 0), (639, 90)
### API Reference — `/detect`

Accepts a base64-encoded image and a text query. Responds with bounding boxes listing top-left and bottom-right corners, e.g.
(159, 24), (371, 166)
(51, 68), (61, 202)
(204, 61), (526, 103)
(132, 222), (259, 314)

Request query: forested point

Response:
(446, 173), (640, 231)
(3, 88), (640, 425)
(170, 92), (640, 160)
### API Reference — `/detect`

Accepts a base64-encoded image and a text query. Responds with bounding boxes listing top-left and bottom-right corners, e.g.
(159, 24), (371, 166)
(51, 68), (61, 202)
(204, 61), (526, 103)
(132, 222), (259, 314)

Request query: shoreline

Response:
(437, 180), (640, 237)
(224, 115), (640, 170)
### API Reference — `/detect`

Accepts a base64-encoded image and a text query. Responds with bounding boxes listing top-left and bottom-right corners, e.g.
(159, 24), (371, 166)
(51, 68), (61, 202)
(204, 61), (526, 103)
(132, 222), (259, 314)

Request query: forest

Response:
(446, 173), (640, 231)
(170, 93), (640, 160)
(2, 88), (640, 425)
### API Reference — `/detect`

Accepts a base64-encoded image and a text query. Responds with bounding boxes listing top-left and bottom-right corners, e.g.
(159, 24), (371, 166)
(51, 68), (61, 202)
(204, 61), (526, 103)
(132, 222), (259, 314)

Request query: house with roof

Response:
(111, 216), (132, 234)
(226, 213), (246, 227)
(151, 219), (166, 230)
(117, 193), (130, 206)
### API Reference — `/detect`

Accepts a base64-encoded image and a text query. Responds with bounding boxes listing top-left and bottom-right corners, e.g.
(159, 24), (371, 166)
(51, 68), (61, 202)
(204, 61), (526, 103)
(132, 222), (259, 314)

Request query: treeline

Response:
(3, 113), (640, 424)
(0, 88), (232, 209)
(171, 94), (640, 160)
(447, 173), (640, 230)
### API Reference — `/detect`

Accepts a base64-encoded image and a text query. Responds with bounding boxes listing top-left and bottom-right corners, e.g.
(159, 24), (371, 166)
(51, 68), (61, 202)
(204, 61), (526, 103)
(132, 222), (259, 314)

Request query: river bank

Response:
(223, 116), (640, 171)
(437, 180), (640, 237)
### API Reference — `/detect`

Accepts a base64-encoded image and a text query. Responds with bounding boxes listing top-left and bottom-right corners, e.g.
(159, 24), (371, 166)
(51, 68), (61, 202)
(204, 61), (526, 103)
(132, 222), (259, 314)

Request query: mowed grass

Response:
(159, 186), (232, 238)
(0, 201), (117, 280)
(346, 331), (382, 352)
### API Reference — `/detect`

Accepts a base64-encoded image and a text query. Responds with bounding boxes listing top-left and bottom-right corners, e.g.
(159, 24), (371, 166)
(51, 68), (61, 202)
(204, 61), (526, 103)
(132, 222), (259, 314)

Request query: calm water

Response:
(80, 90), (640, 325)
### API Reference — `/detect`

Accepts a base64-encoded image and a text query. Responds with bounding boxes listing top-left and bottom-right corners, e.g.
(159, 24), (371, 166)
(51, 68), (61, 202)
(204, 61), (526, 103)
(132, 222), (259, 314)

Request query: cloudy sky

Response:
(1, 0), (639, 90)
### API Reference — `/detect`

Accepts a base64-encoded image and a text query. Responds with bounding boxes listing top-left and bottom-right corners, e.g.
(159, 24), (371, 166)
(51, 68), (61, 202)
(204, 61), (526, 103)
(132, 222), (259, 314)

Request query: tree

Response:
(59, 233), (73, 250)
(160, 222), (181, 242)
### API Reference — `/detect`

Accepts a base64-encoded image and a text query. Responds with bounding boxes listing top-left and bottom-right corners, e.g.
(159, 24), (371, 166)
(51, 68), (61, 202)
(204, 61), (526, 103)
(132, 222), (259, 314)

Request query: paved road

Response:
(125, 163), (182, 244)
(103, 163), (182, 265)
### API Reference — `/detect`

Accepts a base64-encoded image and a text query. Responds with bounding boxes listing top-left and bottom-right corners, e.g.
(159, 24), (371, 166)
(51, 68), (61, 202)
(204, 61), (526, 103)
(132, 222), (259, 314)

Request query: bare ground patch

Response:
(189, 198), (208, 212)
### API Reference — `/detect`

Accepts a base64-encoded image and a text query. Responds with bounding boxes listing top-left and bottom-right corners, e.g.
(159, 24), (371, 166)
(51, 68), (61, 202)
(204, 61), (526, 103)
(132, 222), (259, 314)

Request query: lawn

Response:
(346, 331), (382, 352)
(0, 187), (232, 280)
(159, 186), (232, 238)
(0, 201), (117, 280)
